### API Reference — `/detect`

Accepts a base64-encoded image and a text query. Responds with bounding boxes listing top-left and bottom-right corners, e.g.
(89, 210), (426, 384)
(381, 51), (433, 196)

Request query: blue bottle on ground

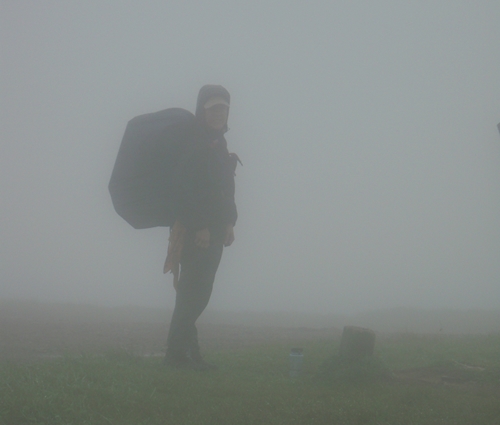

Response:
(289, 348), (304, 378)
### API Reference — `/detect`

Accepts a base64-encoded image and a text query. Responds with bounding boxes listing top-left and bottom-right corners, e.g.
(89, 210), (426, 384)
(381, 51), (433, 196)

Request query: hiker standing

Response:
(163, 85), (239, 370)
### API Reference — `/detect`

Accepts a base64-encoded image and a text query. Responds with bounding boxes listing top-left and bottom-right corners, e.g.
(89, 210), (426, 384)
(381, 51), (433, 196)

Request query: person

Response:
(163, 85), (239, 370)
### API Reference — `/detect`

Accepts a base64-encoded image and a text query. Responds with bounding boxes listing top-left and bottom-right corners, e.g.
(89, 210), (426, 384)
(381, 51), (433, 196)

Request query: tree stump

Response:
(339, 326), (375, 359)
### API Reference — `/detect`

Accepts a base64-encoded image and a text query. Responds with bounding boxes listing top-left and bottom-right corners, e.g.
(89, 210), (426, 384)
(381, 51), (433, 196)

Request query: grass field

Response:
(1, 334), (499, 425)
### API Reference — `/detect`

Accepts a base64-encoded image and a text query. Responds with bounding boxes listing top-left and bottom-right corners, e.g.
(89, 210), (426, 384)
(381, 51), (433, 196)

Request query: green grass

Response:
(1, 335), (500, 425)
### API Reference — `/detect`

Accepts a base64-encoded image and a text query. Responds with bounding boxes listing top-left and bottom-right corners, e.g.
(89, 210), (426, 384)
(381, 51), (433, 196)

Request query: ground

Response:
(0, 301), (340, 362)
(1, 301), (497, 394)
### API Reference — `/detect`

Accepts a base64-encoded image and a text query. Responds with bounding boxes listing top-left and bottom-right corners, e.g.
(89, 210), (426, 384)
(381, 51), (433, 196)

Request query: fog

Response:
(1, 1), (500, 316)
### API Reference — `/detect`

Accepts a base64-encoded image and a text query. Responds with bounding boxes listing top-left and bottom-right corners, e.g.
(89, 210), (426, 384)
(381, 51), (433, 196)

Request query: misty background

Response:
(1, 1), (500, 318)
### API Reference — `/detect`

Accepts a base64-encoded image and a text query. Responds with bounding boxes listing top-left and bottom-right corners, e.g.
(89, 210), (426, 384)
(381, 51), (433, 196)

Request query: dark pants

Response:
(166, 231), (224, 360)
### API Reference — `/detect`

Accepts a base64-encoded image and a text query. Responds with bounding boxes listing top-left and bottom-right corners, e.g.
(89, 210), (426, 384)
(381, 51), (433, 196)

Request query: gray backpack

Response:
(109, 108), (195, 229)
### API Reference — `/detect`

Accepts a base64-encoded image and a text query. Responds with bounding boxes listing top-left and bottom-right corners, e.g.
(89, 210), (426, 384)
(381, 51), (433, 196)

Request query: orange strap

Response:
(163, 221), (186, 291)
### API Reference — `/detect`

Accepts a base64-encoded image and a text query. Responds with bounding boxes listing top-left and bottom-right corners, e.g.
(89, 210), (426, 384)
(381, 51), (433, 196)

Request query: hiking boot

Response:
(164, 352), (217, 371)
(163, 352), (189, 369)
(188, 349), (219, 371)
(192, 358), (218, 371)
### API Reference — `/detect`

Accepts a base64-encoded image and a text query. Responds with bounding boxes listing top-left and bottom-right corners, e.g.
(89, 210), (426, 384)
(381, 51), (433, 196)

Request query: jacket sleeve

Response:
(228, 154), (239, 225)
(219, 157), (238, 227)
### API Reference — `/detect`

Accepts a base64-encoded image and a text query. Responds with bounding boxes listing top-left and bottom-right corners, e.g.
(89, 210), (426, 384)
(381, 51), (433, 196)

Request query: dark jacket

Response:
(172, 86), (238, 232)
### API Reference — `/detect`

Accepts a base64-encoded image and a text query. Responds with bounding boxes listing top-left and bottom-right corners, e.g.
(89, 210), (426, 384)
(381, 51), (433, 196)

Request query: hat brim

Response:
(203, 97), (230, 109)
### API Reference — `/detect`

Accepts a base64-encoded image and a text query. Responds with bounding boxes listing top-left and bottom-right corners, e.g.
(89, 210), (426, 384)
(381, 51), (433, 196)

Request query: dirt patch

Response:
(391, 362), (500, 395)
(394, 363), (482, 385)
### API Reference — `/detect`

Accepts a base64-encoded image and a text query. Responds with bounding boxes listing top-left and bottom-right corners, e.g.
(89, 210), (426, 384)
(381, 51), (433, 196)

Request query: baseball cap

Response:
(203, 96), (230, 109)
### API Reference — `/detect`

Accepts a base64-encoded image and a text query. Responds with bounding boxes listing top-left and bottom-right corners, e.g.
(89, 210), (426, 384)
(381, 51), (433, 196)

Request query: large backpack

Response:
(109, 108), (195, 229)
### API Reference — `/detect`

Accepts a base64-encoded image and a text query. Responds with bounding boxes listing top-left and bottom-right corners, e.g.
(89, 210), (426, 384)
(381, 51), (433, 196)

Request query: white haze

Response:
(1, 1), (499, 316)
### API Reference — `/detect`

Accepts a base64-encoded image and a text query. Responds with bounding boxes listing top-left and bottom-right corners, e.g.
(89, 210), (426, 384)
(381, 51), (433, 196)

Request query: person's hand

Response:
(195, 228), (210, 248)
(224, 224), (235, 247)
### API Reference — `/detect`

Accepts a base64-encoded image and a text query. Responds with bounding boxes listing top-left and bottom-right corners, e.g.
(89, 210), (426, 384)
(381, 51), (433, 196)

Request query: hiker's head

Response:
(204, 101), (229, 131)
(196, 85), (230, 132)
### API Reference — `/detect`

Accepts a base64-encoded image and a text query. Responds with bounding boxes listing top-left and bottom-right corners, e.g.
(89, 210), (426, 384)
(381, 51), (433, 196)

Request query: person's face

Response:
(204, 104), (229, 130)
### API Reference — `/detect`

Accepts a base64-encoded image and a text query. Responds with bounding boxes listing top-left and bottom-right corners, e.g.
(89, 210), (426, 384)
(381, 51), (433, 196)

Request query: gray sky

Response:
(1, 1), (500, 315)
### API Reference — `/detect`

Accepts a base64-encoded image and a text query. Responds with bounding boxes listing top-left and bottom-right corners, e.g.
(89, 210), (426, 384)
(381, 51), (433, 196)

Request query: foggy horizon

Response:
(1, 1), (500, 316)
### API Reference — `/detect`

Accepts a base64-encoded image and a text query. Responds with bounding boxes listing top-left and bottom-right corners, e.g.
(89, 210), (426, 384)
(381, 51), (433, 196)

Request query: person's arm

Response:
(222, 151), (238, 247)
